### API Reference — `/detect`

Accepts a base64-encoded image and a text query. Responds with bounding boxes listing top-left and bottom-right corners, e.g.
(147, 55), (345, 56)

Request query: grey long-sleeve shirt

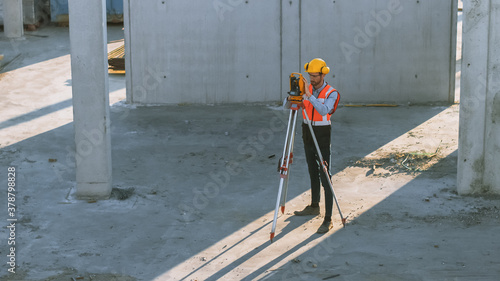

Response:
(306, 81), (337, 116)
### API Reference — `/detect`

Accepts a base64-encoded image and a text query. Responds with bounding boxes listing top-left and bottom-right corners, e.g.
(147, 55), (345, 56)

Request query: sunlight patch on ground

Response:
(0, 87), (125, 148)
(155, 106), (458, 280)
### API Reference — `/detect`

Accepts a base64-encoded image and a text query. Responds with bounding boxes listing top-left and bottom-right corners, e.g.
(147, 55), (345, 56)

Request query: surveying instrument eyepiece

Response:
(270, 72), (346, 242)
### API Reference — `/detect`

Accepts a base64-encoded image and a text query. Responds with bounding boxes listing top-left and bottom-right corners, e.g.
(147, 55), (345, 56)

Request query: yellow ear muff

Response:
(304, 62), (309, 71)
(321, 66), (330, 75)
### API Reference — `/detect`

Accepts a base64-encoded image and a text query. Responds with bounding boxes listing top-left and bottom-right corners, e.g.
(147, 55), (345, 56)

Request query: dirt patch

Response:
(409, 205), (500, 227)
(44, 271), (136, 281)
(350, 150), (443, 176)
(110, 187), (135, 200)
(1, 268), (137, 281)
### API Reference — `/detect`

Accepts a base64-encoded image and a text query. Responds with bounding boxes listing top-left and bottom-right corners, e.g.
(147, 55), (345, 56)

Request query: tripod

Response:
(270, 100), (346, 242)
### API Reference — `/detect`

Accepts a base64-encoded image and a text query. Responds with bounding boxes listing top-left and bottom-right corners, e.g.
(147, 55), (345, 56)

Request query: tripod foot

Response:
(270, 232), (275, 242)
(342, 217), (347, 227)
(281, 206), (285, 214)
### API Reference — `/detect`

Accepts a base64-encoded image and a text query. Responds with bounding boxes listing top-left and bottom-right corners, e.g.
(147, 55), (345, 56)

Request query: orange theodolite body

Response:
(288, 72), (305, 103)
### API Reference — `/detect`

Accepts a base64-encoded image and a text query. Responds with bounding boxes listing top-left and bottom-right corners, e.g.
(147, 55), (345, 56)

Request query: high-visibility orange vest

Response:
(302, 84), (340, 126)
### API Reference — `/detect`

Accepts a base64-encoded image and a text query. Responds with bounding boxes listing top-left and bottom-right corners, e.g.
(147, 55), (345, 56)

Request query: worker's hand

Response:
(302, 76), (312, 98)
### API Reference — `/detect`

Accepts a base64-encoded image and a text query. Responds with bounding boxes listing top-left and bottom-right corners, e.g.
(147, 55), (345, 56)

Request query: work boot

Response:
(316, 220), (333, 234)
(293, 205), (320, 216)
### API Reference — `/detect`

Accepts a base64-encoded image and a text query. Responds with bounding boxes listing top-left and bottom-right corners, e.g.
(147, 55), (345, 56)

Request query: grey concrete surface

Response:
(125, 0), (457, 104)
(1, 22), (499, 281)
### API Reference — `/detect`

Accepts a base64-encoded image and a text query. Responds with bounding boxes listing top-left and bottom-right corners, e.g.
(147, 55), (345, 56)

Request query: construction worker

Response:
(291, 58), (339, 234)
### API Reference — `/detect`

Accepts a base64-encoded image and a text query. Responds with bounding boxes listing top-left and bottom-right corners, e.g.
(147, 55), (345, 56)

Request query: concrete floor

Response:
(1, 21), (500, 281)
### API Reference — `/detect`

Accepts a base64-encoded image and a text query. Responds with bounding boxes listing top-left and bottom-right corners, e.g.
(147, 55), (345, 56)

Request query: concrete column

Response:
(123, 0), (133, 103)
(458, 0), (500, 194)
(3, 0), (24, 38)
(68, 0), (112, 199)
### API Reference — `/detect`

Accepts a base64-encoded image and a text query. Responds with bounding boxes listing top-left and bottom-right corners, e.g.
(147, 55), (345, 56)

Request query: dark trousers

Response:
(302, 123), (333, 219)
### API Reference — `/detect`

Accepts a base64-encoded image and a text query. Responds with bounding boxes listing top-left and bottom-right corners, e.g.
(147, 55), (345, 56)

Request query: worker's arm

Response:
(302, 76), (337, 116)
(307, 91), (337, 116)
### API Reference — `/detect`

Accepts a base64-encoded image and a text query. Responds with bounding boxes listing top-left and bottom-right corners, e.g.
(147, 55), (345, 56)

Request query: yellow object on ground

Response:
(108, 44), (125, 75)
(344, 104), (399, 107)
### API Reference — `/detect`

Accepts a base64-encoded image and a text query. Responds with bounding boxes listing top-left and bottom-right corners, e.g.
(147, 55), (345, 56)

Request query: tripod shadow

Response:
(193, 214), (323, 281)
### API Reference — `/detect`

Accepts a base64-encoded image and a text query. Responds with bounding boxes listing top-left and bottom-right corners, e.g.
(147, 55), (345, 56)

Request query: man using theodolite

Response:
(286, 58), (340, 234)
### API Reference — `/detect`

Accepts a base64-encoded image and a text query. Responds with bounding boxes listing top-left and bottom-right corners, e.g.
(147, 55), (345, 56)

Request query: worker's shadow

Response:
(278, 214), (326, 242)
(201, 214), (324, 281)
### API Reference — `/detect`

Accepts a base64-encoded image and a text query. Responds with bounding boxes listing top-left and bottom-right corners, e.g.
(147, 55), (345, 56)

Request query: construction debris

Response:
(108, 43), (125, 74)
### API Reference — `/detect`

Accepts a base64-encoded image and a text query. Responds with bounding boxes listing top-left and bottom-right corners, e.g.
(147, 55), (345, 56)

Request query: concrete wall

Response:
(307, 0), (457, 104)
(125, 0), (457, 104)
(458, 0), (500, 194)
(125, 0), (281, 104)
(0, 0), (49, 25)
